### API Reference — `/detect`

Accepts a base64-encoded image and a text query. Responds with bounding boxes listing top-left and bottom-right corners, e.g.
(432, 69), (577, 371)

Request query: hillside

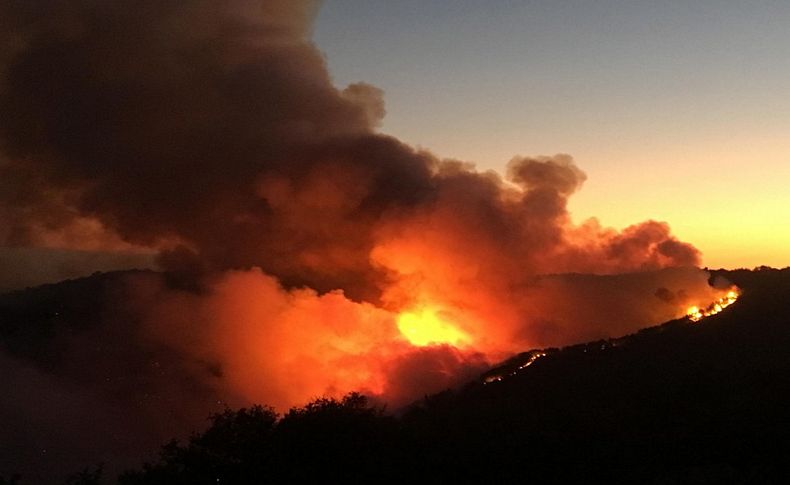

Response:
(399, 267), (790, 483)
(2, 268), (789, 483)
(0, 271), (227, 484)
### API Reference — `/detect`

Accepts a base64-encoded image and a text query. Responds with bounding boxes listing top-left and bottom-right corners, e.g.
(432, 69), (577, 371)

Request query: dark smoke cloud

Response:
(0, 0), (698, 300)
(0, 0), (439, 300)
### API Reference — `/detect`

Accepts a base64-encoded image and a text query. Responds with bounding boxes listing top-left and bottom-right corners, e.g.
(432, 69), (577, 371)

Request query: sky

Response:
(314, 0), (790, 269)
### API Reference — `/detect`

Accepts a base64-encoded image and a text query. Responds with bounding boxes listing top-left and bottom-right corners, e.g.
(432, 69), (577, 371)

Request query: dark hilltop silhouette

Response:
(2, 267), (790, 484)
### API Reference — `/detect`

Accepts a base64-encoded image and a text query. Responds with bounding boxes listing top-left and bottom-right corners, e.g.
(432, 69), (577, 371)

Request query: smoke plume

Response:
(0, 1), (722, 478)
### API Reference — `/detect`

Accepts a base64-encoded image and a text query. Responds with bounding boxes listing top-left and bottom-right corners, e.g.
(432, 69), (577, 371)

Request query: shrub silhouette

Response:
(118, 393), (403, 484)
(119, 405), (277, 485)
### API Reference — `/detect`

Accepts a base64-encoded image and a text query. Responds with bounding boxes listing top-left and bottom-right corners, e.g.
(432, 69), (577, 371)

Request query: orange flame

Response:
(687, 288), (739, 322)
(396, 307), (469, 347)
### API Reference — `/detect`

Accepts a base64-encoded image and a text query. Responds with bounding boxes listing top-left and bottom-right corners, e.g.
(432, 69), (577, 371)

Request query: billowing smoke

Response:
(0, 0), (436, 300)
(0, 0), (721, 479)
(0, 0), (697, 294)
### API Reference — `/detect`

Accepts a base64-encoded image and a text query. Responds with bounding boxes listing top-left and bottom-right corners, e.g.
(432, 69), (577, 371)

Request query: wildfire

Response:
(686, 289), (739, 322)
(396, 307), (469, 347)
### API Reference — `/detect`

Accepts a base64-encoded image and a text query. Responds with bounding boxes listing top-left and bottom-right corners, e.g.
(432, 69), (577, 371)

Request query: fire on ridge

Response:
(483, 350), (549, 384)
(481, 285), (742, 386)
(686, 288), (740, 322)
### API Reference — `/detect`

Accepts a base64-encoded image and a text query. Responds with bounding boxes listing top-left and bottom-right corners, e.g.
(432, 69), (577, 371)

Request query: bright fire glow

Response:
(687, 289), (739, 322)
(396, 307), (468, 347)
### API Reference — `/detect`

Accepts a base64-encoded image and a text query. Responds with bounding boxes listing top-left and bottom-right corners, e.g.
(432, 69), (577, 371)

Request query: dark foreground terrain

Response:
(2, 268), (790, 484)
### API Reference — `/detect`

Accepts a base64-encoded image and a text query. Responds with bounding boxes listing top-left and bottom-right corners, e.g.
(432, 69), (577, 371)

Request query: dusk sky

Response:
(315, 0), (790, 269)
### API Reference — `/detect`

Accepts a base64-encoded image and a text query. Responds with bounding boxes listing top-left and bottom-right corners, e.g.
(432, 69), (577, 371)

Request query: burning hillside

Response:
(482, 284), (742, 386)
(3, 268), (782, 483)
(687, 289), (740, 322)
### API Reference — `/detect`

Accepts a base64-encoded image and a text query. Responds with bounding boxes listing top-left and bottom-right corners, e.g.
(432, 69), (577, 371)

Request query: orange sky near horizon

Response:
(565, 134), (790, 270)
(316, 1), (790, 270)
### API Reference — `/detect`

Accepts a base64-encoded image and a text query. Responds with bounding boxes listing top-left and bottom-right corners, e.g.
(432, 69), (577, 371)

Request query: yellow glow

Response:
(686, 287), (739, 322)
(686, 306), (703, 322)
(562, 139), (790, 270)
(397, 307), (467, 347)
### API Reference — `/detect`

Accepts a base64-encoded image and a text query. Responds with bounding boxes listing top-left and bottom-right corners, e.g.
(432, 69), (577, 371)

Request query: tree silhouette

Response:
(118, 393), (402, 484)
(119, 405), (277, 484)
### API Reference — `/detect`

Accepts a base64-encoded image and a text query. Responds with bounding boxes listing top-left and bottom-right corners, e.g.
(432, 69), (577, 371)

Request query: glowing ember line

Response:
(687, 289), (739, 322)
(483, 351), (548, 384)
(518, 352), (548, 370)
